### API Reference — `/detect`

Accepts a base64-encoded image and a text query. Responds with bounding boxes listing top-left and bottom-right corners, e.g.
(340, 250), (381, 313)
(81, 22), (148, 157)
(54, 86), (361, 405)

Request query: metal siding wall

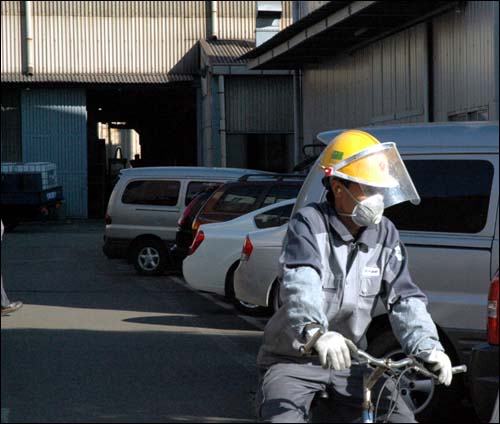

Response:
(225, 76), (294, 133)
(21, 89), (87, 218)
(299, 1), (329, 19)
(1, 1), (22, 74)
(302, 24), (427, 144)
(29, 1), (207, 75)
(1, 88), (22, 162)
(1, 1), (292, 76)
(218, 1), (293, 40)
(433, 1), (496, 121)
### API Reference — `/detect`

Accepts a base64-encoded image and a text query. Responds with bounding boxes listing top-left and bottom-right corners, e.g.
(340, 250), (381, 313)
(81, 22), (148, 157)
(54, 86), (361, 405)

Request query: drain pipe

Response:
(211, 1), (218, 39)
(25, 0), (34, 75)
(218, 75), (226, 167)
(293, 69), (303, 166)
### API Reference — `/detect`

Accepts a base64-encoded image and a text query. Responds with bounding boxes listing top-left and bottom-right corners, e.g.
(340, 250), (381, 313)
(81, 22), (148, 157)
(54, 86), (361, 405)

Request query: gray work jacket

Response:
(257, 201), (443, 369)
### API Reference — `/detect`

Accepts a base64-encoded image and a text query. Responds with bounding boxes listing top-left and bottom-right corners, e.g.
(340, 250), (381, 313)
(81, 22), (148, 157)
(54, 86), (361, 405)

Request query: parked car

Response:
(169, 185), (221, 272)
(191, 174), (305, 234)
(183, 199), (295, 314)
(234, 224), (287, 315)
(103, 166), (271, 275)
(233, 122), (499, 418)
(469, 270), (499, 423)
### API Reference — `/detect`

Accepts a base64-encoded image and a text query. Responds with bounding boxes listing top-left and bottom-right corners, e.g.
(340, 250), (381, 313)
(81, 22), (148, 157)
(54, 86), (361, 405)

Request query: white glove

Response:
(418, 349), (453, 386)
(314, 331), (351, 371)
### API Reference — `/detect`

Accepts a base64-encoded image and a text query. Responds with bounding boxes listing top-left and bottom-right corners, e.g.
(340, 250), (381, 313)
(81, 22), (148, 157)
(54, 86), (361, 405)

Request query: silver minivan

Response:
(103, 166), (270, 275)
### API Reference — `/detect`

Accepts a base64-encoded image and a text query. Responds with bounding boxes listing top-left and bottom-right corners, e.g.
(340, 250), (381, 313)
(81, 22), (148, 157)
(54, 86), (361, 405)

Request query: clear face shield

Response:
(329, 142), (420, 209)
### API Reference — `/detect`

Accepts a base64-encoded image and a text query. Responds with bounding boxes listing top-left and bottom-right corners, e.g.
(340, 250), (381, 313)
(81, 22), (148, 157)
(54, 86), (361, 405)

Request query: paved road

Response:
(1, 221), (263, 423)
(1, 221), (480, 423)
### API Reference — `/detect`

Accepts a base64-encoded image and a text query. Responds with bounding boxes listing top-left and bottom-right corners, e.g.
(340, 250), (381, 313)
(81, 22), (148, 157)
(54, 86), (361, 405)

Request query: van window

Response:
(255, 204), (294, 229)
(262, 184), (301, 207)
(122, 180), (180, 206)
(185, 182), (221, 206)
(213, 185), (263, 213)
(384, 160), (494, 233)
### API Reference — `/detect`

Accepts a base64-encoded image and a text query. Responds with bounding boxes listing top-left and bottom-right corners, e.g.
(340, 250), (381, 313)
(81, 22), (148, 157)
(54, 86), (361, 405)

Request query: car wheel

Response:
(132, 239), (167, 276)
(234, 298), (268, 316)
(367, 330), (460, 422)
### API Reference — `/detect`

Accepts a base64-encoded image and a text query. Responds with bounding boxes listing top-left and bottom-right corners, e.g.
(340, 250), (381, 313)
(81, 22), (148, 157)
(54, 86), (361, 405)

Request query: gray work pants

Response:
(256, 362), (417, 423)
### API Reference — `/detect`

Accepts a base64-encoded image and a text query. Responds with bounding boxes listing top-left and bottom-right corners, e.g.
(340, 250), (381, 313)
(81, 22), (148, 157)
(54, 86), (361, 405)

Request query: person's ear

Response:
(331, 180), (343, 197)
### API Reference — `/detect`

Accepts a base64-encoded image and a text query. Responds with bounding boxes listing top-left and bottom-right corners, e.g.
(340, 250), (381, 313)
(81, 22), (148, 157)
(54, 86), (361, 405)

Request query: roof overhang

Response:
(243, 0), (461, 70)
(200, 38), (292, 76)
(0, 73), (194, 85)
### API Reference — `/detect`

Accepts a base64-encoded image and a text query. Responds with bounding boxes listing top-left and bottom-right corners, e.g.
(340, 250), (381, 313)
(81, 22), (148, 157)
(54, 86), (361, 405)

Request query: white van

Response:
(294, 122), (498, 370)
(103, 166), (270, 275)
(232, 122), (497, 417)
(294, 122), (499, 363)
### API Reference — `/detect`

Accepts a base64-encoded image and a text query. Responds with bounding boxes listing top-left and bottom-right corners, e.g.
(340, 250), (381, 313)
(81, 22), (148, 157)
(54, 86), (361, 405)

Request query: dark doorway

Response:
(226, 133), (294, 173)
(86, 84), (197, 218)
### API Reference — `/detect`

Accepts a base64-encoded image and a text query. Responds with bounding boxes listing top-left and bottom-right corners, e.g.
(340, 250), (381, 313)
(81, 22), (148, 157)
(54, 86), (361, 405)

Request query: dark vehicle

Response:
(470, 270), (499, 423)
(192, 174), (305, 235)
(170, 185), (220, 271)
(1, 163), (63, 231)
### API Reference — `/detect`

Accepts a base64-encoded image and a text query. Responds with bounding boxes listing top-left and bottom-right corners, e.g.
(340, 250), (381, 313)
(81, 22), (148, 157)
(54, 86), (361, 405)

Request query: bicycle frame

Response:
(343, 338), (467, 423)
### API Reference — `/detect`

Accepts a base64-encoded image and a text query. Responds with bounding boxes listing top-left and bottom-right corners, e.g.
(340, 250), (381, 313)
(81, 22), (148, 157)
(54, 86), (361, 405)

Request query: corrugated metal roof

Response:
(1, 73), (194, 84)
(200, 39), (255, 65)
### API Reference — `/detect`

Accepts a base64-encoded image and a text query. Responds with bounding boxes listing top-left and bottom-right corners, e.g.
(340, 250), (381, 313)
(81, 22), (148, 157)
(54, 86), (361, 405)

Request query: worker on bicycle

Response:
(256, 129), (453, 423)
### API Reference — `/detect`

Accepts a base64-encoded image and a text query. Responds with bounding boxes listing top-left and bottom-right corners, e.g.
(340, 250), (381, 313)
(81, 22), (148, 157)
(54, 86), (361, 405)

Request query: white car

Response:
(182, 198), (295, 312)
(234, 223), (287, 315)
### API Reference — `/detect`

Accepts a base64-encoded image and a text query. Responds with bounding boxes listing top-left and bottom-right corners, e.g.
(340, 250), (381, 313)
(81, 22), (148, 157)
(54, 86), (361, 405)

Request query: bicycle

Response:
(300, 334), (467, 423)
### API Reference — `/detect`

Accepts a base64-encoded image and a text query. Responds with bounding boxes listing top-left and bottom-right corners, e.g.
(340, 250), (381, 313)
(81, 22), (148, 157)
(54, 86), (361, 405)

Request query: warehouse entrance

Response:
(86, 84), (197, 218)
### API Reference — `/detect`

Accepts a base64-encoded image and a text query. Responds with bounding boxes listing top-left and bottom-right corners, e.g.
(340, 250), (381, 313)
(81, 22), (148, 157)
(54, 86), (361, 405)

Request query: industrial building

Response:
(2, 1), (498, 219)
(244, 1), (499, 146)
(1, 1), (294, 218)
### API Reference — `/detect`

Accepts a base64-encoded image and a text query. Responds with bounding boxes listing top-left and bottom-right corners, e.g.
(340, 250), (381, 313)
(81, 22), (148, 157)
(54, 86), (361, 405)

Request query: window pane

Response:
(213, 186), (263, 213)
(384, 160), (494, 233)
(185, 181), (221, 206)
(122, 180), (180, 206)
(255, 204), (294, 229)
(262, 184), (302, 207)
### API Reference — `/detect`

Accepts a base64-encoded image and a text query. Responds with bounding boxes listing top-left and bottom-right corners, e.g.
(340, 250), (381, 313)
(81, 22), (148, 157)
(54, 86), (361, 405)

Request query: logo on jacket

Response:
(362, 266), (380, 277)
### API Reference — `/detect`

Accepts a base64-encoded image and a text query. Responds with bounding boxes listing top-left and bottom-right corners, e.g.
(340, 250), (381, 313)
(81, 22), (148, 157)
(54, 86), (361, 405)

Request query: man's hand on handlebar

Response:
(314, 331), (352, 371)
(300, 335), (465, 385)
(417, 348), (453, 386)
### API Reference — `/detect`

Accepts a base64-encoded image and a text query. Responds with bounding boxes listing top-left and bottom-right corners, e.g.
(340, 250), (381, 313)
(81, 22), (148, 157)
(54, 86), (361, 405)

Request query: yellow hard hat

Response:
(320, 129), (396, 187)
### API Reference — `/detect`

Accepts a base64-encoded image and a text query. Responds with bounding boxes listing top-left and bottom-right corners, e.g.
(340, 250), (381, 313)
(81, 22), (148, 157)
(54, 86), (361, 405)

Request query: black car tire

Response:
(132, 238), (168, 276)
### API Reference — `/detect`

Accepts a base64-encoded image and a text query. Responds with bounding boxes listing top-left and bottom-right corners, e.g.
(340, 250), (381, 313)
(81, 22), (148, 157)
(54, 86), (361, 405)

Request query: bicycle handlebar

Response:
(343, 337), (467, 381)
(300, 334), (467, 382)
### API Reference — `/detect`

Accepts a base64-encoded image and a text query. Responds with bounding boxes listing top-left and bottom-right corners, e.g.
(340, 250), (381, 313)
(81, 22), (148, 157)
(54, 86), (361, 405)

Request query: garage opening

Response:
(86, 84), (197, 218)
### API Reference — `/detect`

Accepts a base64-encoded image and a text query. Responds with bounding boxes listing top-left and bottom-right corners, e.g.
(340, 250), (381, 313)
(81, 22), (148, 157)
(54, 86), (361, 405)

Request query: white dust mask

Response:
(337, 185), (385, 227)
